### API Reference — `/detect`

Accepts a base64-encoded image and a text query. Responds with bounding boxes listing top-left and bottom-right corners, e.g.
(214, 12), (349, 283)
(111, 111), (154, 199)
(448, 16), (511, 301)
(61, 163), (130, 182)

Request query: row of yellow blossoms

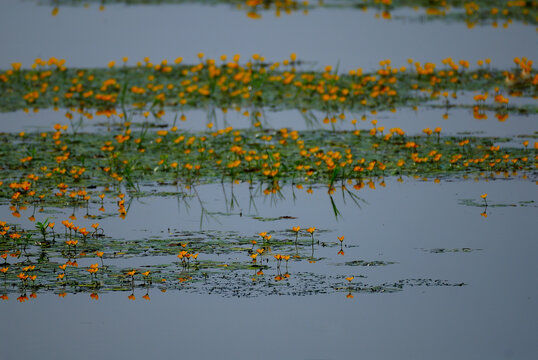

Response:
(2, 55), (536, 116)
(2, 120), (536, 208)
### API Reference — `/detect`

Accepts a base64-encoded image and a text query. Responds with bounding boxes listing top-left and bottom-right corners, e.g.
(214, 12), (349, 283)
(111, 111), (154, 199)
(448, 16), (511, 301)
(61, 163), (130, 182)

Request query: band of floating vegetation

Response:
(1, 124), (536, 209)
(0, 216), (466, 300)
(44, 0), (538, 26)
(2, 55), (536, 116)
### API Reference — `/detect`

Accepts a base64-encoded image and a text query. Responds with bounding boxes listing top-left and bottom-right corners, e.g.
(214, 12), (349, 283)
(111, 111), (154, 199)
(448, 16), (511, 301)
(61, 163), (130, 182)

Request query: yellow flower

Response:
(17, 273), (28, 280)
(480, 194), (488, 199)
(346, 276), (354, 283)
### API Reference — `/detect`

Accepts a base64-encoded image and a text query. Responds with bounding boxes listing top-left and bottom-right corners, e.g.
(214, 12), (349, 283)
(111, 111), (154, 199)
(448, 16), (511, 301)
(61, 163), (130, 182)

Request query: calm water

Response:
(1, 179), (537, 359)
(1, 1), (537, 359)
(1, 0), (537, 70)
(1, 106), (536, 138)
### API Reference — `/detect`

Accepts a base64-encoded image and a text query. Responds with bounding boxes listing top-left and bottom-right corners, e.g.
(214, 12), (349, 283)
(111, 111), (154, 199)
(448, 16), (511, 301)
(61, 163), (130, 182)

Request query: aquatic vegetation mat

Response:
(2, 56), (536, 119)
(0, 218), (469, 301)
(0, 126), (535, 208)
(37, 0), (538, 26)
